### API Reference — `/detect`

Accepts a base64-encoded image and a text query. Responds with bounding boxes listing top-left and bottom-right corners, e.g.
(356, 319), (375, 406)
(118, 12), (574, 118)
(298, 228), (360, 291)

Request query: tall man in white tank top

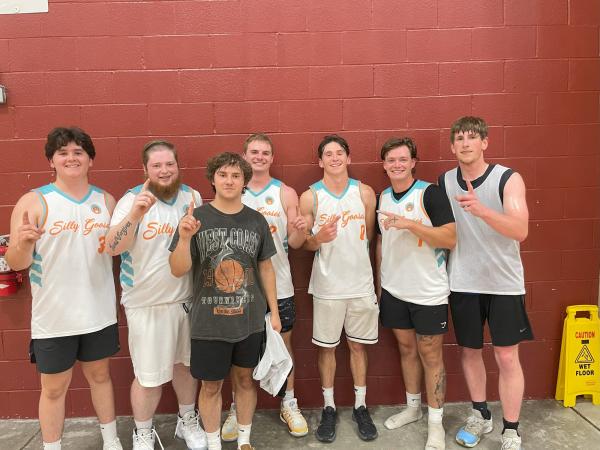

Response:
(299, 135), (379, 443)
(438, 117), (533, 450)
(213, 133), (309, 440)
(376, 137), (456, 450)
(6, 127), (123, 450)
(106, 141), (206, 450)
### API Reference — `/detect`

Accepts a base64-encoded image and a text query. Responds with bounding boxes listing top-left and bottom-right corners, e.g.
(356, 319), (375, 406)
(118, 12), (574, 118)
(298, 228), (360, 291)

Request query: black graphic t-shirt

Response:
(169, 203), (277, 342)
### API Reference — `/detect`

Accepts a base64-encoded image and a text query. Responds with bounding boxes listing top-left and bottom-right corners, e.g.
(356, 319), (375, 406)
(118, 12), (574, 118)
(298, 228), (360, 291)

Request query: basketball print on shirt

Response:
(196, 228), (260, 316)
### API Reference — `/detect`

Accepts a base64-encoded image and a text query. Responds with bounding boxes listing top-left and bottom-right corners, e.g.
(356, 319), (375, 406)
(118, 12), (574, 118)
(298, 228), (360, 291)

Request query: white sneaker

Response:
(175, 410), (208, 450)
(132, 427), (164, 450)
(501, 429), (522, 450)
(103, 437), (123, 450)
(280, 398), (308, 437)
(455, 410), (493, 448)
(221, 403), (238, 442)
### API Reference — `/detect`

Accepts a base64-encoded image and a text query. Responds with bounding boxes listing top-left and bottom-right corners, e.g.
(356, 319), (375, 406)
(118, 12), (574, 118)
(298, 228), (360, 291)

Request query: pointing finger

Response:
(376, 210), (394, 218)
(187, 198), (195, 216)
(466, 179), (474, 194)
(142, 178), (151, 191)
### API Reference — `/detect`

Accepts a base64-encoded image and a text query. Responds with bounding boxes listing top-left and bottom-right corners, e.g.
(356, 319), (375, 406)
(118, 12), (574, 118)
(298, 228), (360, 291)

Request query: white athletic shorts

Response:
(125, 303), (191, 387)
(312, 294), (379, 348)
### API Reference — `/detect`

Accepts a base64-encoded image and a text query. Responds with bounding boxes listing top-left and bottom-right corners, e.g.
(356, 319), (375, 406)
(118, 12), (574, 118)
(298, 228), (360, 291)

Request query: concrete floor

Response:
(1, 399), (599, 449)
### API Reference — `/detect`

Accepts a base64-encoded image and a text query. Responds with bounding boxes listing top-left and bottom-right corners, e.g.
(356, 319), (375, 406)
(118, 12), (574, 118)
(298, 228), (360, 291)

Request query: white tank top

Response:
(110, 184), (202, 308)
(308, 179), (374, 299)
(443, 165), (525, 295)
(379, 181), (449, 305)
(242, 179), (294, 299)
(30, 184), (117, 339)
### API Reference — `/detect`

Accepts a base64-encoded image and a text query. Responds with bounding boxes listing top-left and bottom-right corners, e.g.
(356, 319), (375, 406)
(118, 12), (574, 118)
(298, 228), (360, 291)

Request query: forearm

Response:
(287, 229), (306, 249)
(407, 222), (456, 249)
(479, 208), (528, 242)
(169, 240), (193, 277)
(106, 216), (138, 255)
(258, 261), (279, 317)
(5, 244), (34, 271)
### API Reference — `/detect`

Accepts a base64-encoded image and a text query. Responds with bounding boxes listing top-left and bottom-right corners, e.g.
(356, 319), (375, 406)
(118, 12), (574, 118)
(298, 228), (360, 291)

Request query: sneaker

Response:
(238, 445), (255, 450)
(132, 427), (164, 450)
(315, 406), (337, 443)
(103, 437), (123, 450)
(501, 429), (522, 450)
(455, 410), (493, 448)
(175, 410), (208, 450)
(221, 403), (238, 442)
(352, 406), (378, 441)
(280, 398), (308, 437)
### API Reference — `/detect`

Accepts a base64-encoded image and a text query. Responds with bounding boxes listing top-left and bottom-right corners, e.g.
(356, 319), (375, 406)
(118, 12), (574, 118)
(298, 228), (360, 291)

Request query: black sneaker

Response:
(315, 406), (337, 443)
(352, 406), (378, 441)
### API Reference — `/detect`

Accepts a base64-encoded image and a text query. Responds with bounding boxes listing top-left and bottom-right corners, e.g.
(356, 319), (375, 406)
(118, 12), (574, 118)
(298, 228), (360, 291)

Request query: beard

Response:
(147, 174), (182, 201)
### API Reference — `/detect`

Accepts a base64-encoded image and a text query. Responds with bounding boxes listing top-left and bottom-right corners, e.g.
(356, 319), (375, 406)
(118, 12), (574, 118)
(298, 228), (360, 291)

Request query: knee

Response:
(461, 347), (482, 362)
(42, 383), (69, 401)
(201, 381), (223, 397)
(398, 341), (418, 359)
(85, 367), (111, 386)
(347, 341), (366, 356)
(494, 347), (520, 370)
(235, 373), (255, 392)
(418, 345), (442, 367)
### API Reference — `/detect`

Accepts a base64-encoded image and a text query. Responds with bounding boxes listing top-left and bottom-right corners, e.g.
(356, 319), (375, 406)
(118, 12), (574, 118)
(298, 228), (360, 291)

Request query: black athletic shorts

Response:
(30, 323), (120, 374)
(190, 331), (264, 381)
(379, 289), (449, 335)
(449, 292), (534, 348)
(277, 296), (296, 333)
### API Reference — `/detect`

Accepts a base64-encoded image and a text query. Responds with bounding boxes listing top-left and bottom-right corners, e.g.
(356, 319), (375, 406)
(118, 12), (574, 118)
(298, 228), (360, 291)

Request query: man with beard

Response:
(106, 140), (206, 450)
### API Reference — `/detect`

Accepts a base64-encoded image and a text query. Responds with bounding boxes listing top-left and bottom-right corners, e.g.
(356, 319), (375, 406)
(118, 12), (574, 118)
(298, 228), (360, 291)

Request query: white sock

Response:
(206, 430), (221, 450)
(354, 385), (367, 408)
(407, 391), (421, 408)
(43, 441), (61, 450)
(322, 387), (335, 409)
(428, 406), (444, 424)
(179, 403), (195, 417)
(100, 420), (118, 443)
(134, 418), (153, 430)
(237, 423), (252, 447)
(283, 389), (295, 401)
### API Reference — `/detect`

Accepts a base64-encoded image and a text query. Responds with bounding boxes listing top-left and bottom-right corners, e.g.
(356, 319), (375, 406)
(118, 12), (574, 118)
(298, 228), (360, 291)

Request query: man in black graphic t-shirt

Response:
(170, 152), (279, 450)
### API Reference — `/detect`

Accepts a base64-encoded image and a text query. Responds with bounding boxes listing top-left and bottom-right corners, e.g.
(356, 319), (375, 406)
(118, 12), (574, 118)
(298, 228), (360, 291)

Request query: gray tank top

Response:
(443, 164), (525, 295)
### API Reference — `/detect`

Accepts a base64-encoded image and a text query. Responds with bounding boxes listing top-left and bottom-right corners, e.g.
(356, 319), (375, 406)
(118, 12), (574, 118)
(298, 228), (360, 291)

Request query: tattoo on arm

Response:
(109, 220), (132, 251)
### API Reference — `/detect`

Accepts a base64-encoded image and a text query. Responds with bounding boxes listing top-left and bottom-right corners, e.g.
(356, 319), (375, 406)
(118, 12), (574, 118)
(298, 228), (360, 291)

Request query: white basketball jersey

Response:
(110, 184), (202, 308)
(30, 184), (117, 339)
(242, 179), (294, 299)
(379, 181), (449, 306)
(308, 179), (374, 299)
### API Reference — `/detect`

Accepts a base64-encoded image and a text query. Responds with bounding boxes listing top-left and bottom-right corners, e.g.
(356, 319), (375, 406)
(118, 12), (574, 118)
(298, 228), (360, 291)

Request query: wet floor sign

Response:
(556, 305), (600, 407)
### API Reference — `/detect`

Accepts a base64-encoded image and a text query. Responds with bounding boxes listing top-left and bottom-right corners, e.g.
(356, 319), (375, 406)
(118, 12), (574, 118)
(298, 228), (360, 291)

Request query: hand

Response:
(17, 211), (44, 249)
(455, 180), (487, 217)
(178, 199), (201, 240)
(270, 311), (282, 333)
(130, 179), (157, 221)
(377, 210), (413, 230)
(290, 206), (308, 233)
(315, 215), (340, 244)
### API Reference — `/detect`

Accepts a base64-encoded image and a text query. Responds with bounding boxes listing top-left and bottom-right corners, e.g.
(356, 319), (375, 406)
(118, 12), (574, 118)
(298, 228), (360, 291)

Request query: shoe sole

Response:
(175, 434), (208, 450)
(279, 414), (309, 437)
(315, 431), (336, 443)
(455, 427), (493, 448)
(221, 434), (237, 443)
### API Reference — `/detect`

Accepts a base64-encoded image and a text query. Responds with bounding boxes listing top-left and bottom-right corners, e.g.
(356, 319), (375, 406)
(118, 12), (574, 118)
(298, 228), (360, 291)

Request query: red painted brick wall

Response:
(1, 0), (599, 418)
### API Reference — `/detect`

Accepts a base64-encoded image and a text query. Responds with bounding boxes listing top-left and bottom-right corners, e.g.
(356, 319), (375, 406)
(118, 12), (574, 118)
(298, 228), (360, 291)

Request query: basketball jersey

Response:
(242, 179), (294, 299)
(443, 165), (525, 295)
(111, 184), (201, 308)
(308, 179), (374, 299)
(379, 181), (449, 306)
(29, 184), (117, 339)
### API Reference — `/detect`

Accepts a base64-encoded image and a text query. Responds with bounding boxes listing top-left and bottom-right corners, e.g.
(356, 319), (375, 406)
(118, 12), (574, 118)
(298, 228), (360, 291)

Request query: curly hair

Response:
(206, 152), (253, 193)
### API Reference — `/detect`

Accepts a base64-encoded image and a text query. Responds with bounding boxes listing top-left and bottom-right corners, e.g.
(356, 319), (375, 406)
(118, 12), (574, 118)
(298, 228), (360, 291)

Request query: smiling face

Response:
(383, 145), (416, 184)
(243, 139), (274, 175)
(451, 131), (488, 166)
(319, 141), (350, 176)
(144, 147), (181, 200)
(50, 141), (92, 180)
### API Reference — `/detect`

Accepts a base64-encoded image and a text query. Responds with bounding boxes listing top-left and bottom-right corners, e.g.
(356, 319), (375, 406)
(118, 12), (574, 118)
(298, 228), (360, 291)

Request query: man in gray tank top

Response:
(438, 117), (533, 450)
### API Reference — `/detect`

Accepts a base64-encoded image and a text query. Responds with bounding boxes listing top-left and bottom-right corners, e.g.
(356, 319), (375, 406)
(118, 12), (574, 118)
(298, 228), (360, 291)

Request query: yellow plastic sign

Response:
(555, 305), (600, 407)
